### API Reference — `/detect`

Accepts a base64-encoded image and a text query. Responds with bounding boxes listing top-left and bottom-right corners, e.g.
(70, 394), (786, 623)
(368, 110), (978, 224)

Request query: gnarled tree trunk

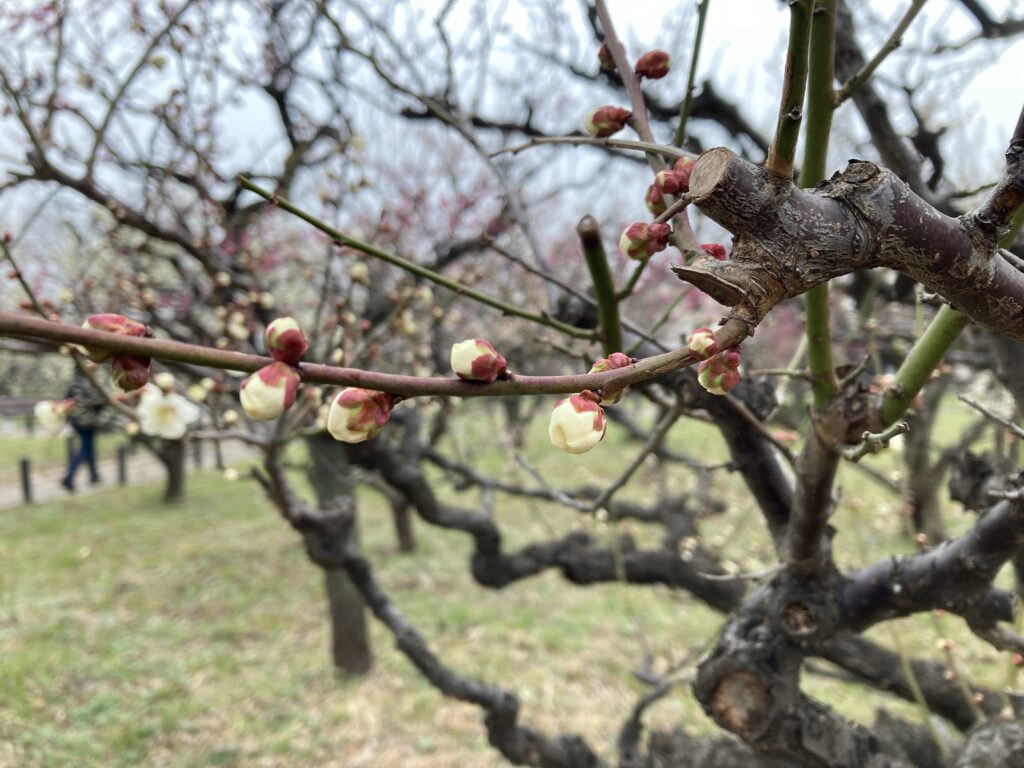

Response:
(304, 432), (372, 676)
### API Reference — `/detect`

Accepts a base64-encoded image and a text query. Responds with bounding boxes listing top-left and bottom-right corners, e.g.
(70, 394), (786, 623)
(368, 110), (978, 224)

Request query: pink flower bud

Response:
(239, 361), (300, 420)
(655, 169), (686, 196)
(673, 157), (695, 189)
(597, 42), (616, 71)
(81, 314), (147, 362)
(645, 184), (667, 216)
(450, 338), (507, 383)
(111, 355), (152, 392)
(583, 106), (632, 138)
(549, 391), (607, 454)
(701, 243), (727, 261)
(697, 347), (742, 396)
(686, 328), (719, 360)
(589, 351), (631, 374)
(619, 222), (672, 261)
(327, 387), (396, 443)
(635, 50), (671, 79)
(646, 222), (672, 254)
(620, 222), (651, 260)
(589, 352), (632, 405)
(264, 316), (309, 365)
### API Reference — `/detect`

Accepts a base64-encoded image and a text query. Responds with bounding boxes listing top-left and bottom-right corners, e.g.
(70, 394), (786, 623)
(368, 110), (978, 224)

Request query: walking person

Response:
(61, 374), (106, 492)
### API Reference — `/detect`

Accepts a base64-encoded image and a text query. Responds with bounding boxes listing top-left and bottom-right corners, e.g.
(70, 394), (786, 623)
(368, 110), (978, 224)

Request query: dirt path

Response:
(0, 439), (255, 510)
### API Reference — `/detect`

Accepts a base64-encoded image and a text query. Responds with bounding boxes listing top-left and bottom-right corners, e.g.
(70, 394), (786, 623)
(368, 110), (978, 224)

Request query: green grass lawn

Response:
(0, 396), (1020, 767)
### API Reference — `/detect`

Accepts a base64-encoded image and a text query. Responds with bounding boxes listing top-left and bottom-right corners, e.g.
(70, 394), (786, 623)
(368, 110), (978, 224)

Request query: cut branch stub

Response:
(674, 147), (1024, 341)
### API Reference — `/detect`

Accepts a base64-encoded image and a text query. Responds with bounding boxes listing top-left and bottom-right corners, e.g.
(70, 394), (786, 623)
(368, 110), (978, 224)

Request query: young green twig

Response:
(673, 0), (711, 148)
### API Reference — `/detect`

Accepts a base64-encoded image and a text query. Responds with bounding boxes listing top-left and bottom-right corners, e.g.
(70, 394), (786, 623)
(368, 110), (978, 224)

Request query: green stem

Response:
(798, 0), (839, 409)
(879, 305), (970, 426)
(238, 177), (593, 341)
(673, 0), (711, 148)
(765, 0), (814, 178)
(577, 216), (622, 355)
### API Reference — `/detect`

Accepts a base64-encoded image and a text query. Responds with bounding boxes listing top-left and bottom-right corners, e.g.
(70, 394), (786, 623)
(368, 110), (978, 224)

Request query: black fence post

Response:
(19, 458), (32, 504)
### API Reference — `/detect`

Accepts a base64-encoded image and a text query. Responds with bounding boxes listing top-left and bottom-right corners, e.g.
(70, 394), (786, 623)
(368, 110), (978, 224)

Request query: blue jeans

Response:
(64, 425), (99, 489)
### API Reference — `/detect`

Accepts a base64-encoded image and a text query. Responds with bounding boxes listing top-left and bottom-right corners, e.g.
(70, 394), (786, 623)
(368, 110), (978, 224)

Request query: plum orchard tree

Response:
(4, 0), (1024, 766)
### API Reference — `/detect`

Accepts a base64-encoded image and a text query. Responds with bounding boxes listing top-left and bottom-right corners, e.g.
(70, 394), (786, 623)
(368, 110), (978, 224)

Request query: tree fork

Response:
(675, 144), (1024, 343)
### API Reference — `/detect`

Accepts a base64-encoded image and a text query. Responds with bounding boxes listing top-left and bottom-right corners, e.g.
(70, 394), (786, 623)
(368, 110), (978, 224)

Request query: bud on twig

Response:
(549, 390), (606, 454)
(583, 106), (632, 138)
(619, 222), (671, 261)
(264, 316), (309, 365)
(327, 387), (396, 443)
(111, 355), (152, 392)
(697, 346), (742, 396)
(701, 243), (728, 260)
(450, 339), (507, 383)
(81, 313), (147, 362)
(645, 184), (667, 216)
(686, 328), (719, 360)
(239, 361), (300, 421)
(635, 50), (671, 79)
(597, 42), (616, 71)
(589, 352), (632, 404)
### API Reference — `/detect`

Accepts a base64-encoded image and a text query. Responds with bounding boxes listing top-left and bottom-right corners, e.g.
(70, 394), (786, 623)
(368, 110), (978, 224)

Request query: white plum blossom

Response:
(137, 384), (200, 440)
(34, 400), (70, 431)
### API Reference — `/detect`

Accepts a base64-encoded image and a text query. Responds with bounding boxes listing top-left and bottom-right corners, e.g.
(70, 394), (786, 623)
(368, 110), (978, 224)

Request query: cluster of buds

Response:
(450, 338), (507, 384)
(548, 390), (606, 454)
(238, 317), (308, 421)
(619, 221), (672, 260)
(327, 388), (397, 443)
(635, 50), (671, 79)
(697, 346), (742, 396)
(82, 314), (152, 392)
(645, 157), (694, 216)
(588, 352), (632, 404)
(583, 106), (632, 138)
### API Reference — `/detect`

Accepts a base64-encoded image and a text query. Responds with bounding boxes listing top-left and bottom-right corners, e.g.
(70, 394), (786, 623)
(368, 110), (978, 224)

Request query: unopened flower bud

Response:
(655, 169), (686, 196)
(701, 243), (728, 260)
(349, 262), (370, 285)
(81, 313), (147, 362)
(620, 222), (672, 261)
(549, 391), (607, 454)
(112, 355), (152, 392)
(583, 106), (632, 138)
(697, 347), (742, 396)
(589, 352), (632, 405)
(154, 372), (176, 392)
(635, 50), (671, 79)
(264, 316), (309, 365)
(450, 338), (507, 383)
(645, 184), (667, 216)
(674, 157), (694, 187)
(597, 41), (616, 70)
(125, 421), (140, 436)
(239, 361), (300, 421)
(214, 271), (232, 287)
(327, 387), (396, 443)
(686, 328), (719, 359)
(222, 409), (239, 425)
(187, 384), (207, 402)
